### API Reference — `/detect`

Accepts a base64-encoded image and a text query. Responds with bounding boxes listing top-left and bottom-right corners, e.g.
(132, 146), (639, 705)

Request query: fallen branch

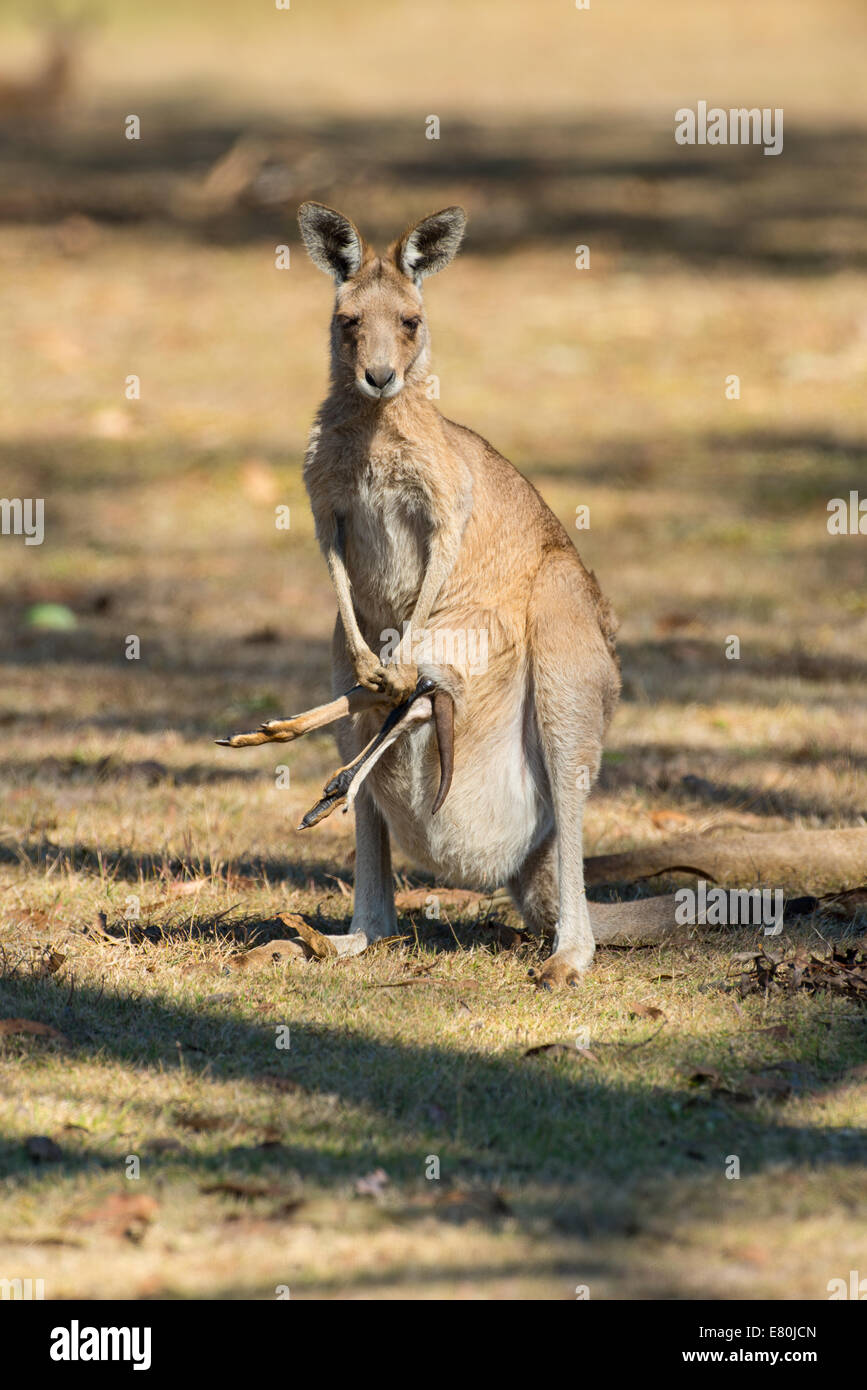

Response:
(585, 827), (867, 895)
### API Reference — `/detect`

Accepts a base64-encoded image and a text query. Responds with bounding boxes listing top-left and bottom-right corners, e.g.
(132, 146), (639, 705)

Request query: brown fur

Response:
(296, 203), (628, 984)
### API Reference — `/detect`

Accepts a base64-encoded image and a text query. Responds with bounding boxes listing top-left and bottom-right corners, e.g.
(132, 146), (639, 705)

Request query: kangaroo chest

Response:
(335, 449), (432, 629)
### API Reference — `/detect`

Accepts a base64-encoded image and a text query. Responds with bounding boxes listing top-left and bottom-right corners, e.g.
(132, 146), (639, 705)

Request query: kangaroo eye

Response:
(338, 315), (360, 329)
(402, 316), (421, 332)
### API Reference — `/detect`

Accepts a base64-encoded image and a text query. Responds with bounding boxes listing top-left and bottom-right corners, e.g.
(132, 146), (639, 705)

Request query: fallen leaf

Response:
(654, 611), (697, 635)
(75, 1193), (159, 1242)
(323, 875), (353, 899)
(686, 1067), (726, 1089)
(229, 938), (307, 971)
(629, 1003), (667, 1022)
(25, 602), (77, 631)
(16, 908), (51, 930)
(0, 1019), (68, 1045)
(172, 1110), (228, 1133)
(84, 911), (122, 946)
(168, 878), (208, 897)
(354, 1168), (389, 1197)
(362, 976), (434, 989)
(433, 1187), (511, 1222)
(201, 1180), (292, 1200)
(35, 949), (66, 978)
(226, 1141), (291, 1162)
(650, 810), (690, 831)
(729, 1243), (770, 1267)
(240, 458), (278, 504)
(258, 1076), (307, 1094)
(280, 916), (337, 960)
(524, 1042), (600, 1063)
(735, 1072), (794, 1101)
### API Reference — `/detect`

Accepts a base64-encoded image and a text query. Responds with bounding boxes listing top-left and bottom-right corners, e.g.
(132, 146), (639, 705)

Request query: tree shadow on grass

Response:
(1, 970), (865, 1191)
(1, 962), (864, 1297)
(0, 835), (346, 890)
(5, 112), (867, 273)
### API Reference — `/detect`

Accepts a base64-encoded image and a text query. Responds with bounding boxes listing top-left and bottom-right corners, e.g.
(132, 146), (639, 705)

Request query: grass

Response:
(2, 896), (866, 1299)
(0, 0), (866, 1300)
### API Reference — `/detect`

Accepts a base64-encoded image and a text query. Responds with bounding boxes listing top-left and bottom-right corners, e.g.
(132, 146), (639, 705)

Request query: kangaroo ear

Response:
(394, 207), (467, 284)
(298, 203), (365, 284)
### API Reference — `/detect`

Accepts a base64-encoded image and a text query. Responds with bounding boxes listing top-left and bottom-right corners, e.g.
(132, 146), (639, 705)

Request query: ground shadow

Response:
(3, 111), (867, 272)
(1, 971), (865, 1233)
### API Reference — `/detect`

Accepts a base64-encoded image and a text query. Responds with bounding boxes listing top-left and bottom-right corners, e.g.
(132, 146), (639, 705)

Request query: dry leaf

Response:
(736, 1072), (793, 1101)
(85, 911), (122, 946)
(433, 1187), (511, 1221)
(258, 1075), (307, 1094)
(354, 1168), (389, 1197)
(201, 1180), (291, 1199)
(650, 810), (690, 831)
(629, 1003), (667, 1022)
(229, 938), (307, 971)
(35, 949), (66, 977)
(0, 1018), (69, 1045)
(75, 1193), (159, 1242)
(168, 878), (208, 897)
(654, 611), (697, 635)
(226, 1141), (290, 1162)
(687, 1067), (725, 1089)
(524, 1042), (600, 1063)
(144, 1138), (186, 1154)
(172, 1110), (228, 1133)
(280, 915), (337, 960)
(324, 875), (353, 899)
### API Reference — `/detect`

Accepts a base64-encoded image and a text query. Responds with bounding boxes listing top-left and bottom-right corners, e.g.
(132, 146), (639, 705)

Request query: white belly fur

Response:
(344, 674), (550, 889)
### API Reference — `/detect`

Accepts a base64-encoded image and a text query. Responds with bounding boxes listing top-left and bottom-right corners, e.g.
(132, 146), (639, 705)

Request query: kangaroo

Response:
(222, 203), (678, 985)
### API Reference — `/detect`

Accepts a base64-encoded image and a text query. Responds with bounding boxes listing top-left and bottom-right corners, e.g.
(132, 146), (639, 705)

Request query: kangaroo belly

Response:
(340, 674), (550, 889)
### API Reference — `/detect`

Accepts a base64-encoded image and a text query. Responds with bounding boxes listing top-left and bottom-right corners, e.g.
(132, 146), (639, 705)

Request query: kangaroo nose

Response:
(365, 365), (396, 390)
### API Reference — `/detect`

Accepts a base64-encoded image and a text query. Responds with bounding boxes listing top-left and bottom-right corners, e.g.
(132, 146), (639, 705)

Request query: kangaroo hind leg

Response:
(525, 558), (619, 988)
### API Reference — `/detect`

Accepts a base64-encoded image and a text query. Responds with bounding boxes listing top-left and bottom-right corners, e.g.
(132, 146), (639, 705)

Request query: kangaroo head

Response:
(298, 203), (466, 401)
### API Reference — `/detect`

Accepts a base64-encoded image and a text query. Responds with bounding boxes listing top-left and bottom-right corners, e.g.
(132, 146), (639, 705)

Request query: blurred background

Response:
(0, 0), (865, 1300)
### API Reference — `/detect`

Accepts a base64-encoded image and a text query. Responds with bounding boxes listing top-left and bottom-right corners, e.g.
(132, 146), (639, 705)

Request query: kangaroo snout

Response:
(364, 364), (396, 392)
